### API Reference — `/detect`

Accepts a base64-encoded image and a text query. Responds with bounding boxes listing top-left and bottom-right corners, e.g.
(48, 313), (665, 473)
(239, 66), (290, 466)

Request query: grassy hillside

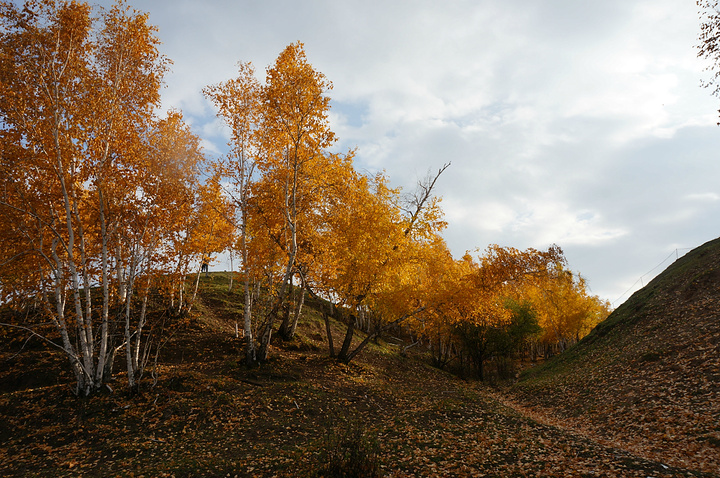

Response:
(511, 237), (720, 474)
(0, 272), (717, 476)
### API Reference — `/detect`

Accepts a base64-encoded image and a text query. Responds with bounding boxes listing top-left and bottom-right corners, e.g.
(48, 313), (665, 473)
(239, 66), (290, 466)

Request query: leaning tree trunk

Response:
(286, 285), (305, 339)
(336, 319), (356, 363)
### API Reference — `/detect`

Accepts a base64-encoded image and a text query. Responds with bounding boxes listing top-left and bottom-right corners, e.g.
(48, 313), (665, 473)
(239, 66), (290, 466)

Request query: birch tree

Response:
(204, 61), (261, 364)
(253, 42), (337, 361)
(0, 0), (170, 395)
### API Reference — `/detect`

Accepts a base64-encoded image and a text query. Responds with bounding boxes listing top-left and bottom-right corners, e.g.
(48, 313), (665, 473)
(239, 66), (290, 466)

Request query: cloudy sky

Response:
(93, 0), (720, 304)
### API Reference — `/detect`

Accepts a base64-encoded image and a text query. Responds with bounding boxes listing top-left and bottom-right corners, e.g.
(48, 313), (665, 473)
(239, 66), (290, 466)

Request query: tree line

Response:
(0, 0), (610, 396)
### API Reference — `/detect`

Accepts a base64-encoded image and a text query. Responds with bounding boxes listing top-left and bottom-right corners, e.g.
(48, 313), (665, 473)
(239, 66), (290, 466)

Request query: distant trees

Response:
(408, 245), (610, 380)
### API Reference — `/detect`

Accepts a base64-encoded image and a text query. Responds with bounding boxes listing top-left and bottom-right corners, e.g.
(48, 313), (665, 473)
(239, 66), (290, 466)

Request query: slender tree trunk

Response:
(116, 242), (127, 304)
(243, 277), (256, 364)
(287, 284), (305, 339)
(186, 264), (202, 315)
(258, 261), (295, 361)
(257, 322), (273, 362)
(132, 288), (150, 383)
(59, 156), (96, 395)
(48, 239), (85, 393)
(344, 327), (378, 364)
(103, 338), (116, 380)
(337, 319), (355, 363)
(95, 190), (110, 384)
(124, 249), (138, 389)
(324, 311), (335, 357)
(357, 307), (367, 332)
(279, 275), (305, 340)
(178, 274), (185, 314)
(229, 249), (234, 291)
(278, 288), (293, 340)
(258, 146), (299, 360)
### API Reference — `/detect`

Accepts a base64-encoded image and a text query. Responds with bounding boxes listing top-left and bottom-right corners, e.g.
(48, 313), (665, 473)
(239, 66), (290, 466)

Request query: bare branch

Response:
(403, 162), (450, 236)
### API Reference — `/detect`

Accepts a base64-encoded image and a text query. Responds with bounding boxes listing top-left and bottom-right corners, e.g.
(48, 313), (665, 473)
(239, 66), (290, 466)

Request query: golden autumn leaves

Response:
(0, 0), (229, 394)
(202, 40), (610, 370)
(0, 0), (610, 394)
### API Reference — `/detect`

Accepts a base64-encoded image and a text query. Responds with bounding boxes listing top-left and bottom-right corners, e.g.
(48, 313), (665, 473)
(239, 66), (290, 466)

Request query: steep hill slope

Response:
(509, 237), (720, 473)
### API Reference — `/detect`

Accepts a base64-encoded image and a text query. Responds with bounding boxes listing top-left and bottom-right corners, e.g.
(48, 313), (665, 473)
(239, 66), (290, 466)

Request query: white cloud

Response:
(685, 192), (720, 202)
(87, 0), (720, 302)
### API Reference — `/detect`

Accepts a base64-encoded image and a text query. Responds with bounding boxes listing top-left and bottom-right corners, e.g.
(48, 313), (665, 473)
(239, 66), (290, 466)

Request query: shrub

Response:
(315, 421), (381, 478)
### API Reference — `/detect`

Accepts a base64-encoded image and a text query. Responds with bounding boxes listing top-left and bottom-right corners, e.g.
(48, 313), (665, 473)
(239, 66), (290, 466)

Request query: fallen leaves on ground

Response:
(1, 328), (715, 477)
